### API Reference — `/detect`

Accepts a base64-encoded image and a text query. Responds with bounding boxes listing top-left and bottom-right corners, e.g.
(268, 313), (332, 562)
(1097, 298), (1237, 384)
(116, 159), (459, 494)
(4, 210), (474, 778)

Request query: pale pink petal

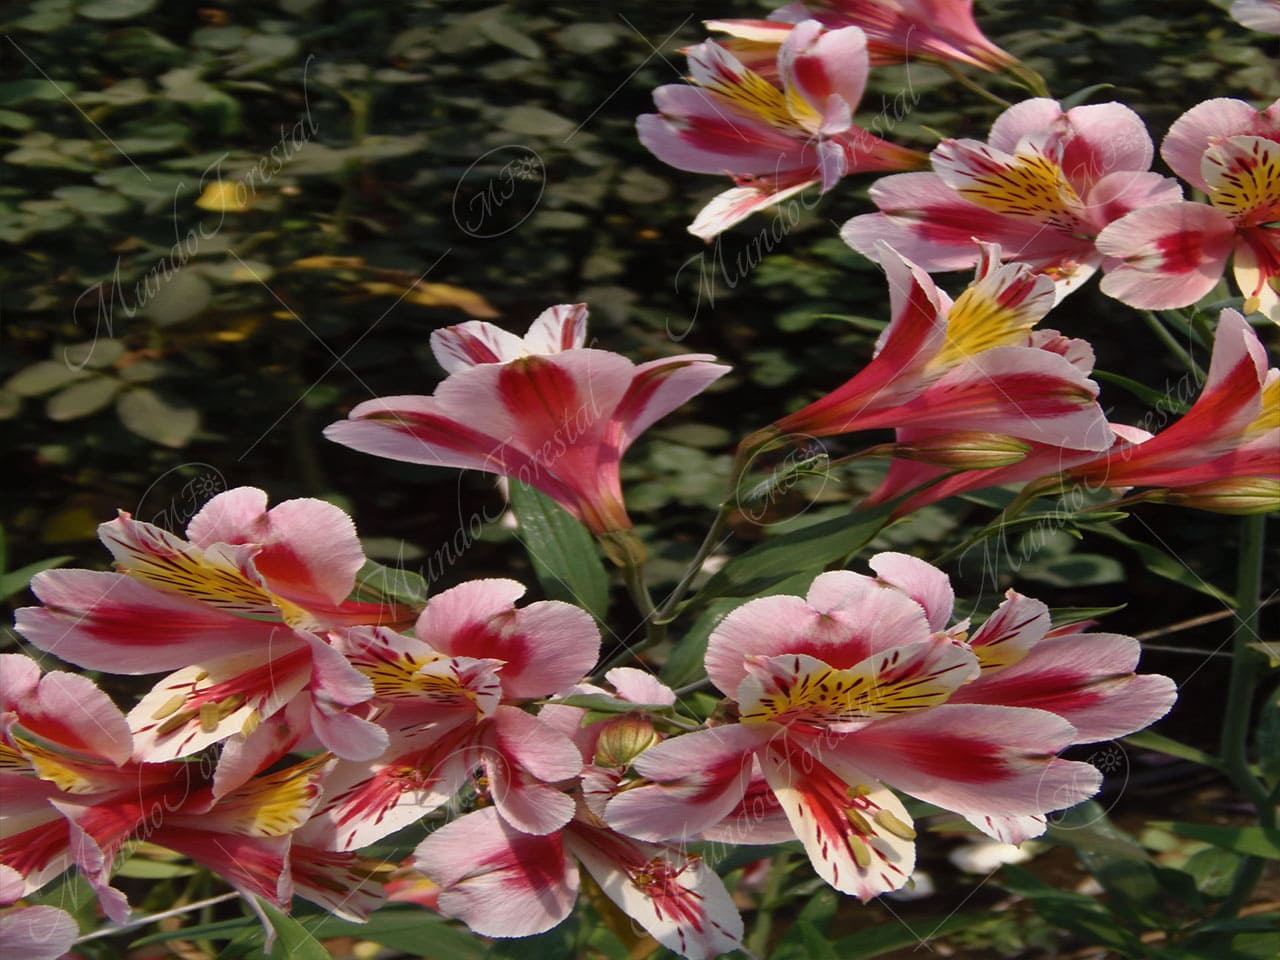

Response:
(152, 827), (292, 909)
(0, 904), (80, 959)
(613, 355), (731, 454)
(523, 303), (589, 354)
(778, 22), (868, 128)
(419, 579), (600, 699)
(7, 662), (133, 766)
(128, 640), (312, 761)
(480, 706), (580, 835)
(840, 703), (1102, 818)
(604, 725), (765, 841)
(324, 396), (569, 500)
(309, 722), (476, 851)
(0, 865), (23, 904)
(290, 844), (387, 922)
(931, 137), (1087, 233)
(1083, 170), (1184, 230)
(843, 173), (1056, 271)
(242, 498), (366, 606)
(868, 552), (954, 630)
(890, 346), (1111, 451)
(16, 570), (284, 675)
(688, 177), (818, 241)
(760, 740), (915, 898)
(953, 632), (1177, 742)
(986, 98), (1064, 154)
(565, 823), (744, 960)
(184, 486), (270, 546)
(414, 807), (578, 938)
(1162, 98), (1280, 190)
(705, 571), (932, 696)
(639, 86), (807, 174)
(606, 667), (676, 706)
(968, 590), (1051, 671)
(1230, 0), (1280, 33)
(964, 813), (1048, 844)
(701, 759), (796, 844)
(1055, 102), (1154, 188)
(736, 642), (977, 730)
(1234, 227), (1280, 320)
(430, 321), (528, 373)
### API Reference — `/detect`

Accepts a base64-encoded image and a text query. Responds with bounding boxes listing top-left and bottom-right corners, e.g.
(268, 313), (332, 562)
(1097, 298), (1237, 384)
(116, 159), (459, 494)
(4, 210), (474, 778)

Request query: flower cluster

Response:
(7, 516), (1173, 957)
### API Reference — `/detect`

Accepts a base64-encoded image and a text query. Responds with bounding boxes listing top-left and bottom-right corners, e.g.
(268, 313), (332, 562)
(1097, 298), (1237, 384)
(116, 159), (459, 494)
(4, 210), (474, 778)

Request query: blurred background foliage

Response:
(2, 0), (1278, 957)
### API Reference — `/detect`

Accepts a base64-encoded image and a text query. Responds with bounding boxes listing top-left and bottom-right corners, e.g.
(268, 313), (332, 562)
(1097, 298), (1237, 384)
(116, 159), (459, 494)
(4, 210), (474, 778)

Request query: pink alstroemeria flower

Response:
(605, 555), (1143, 899)
(770, 242), (1111, 451)
(325, 304), (729, 535)
(637, 20), (925, 239)
(709, 0), (1021, 76)
(1068, 309), (1277, 503)
(1097, 98), (1280, 322)
(0, 655), (383, 926)
(14, 488), (405, 762)
(859, 331), (1112, 515)
(305, 579), (599, 851)
(843, 98), (1182, 299)
(415, 806), (743, 960)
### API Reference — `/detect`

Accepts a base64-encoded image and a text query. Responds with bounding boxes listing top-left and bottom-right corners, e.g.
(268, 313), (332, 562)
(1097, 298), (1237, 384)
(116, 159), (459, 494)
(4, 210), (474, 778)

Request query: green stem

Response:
(941, 62), (1012, 108)
(746, 852), (790, 958)
(1142, 310), (1203, 379)
(1215, 514), (1272, 917)
(1122, 730), (1224, 771)
(73, 892), (241, 944)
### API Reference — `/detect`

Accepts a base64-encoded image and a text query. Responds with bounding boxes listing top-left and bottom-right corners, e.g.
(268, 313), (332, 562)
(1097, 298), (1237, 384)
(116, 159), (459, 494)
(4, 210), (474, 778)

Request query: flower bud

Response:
(894, 432), (1033, 469)
(1163, 477), (1280, 515)
(593, 714), (659, 768)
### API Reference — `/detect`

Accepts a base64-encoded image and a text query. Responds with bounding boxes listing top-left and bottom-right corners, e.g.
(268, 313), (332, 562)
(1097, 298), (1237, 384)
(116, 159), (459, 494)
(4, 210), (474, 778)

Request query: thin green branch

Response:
(1215, 514), (1273, 918)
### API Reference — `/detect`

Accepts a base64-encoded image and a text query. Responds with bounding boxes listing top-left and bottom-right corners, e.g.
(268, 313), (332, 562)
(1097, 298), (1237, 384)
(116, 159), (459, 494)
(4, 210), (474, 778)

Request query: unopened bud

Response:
(593, 714), (659, 768)
(895, 432), (1032, 469)
(1163, 477), (1280, 515)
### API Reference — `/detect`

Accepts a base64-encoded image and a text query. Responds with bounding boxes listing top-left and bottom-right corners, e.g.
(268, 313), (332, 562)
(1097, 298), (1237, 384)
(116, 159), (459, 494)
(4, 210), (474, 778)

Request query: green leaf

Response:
(1091, 524), (1233, 604)
(350, 557), (429, 607)
(1149, 822), (1280, 860)
(141, 270), (212, 326)
(62, 339), (125, 369)
(1059, 82), (1116, 110)
(249, 902), (332, 960)
(52, 186), (131, 215)
(695, 505), (891, 601)
(775, 920), (839, 960)
(509, 481), (609, 621)
(1019, 552), (1126, 587)
(116, 388), (199, 447)
(46, 376), (123, 420)
(283, 908), (485, 959)
(5, 360), (90, 397)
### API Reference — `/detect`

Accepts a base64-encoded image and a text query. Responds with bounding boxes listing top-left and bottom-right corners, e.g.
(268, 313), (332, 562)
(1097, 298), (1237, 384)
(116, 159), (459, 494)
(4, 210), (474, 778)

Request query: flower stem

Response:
(1215, 513), (1272, 917)
(73, 891), (242, 944)
(1142, 310), (1204, 380)
(942, 62), (1012, 107)
(746, 852), (790, 957)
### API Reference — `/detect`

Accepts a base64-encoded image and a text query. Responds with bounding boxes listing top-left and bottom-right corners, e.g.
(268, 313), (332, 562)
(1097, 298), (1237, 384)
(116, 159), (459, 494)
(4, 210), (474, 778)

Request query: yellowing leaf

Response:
(360, 280), (498, 318)
(195, 180), (252, 212)
(290, 255), (366, 270)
